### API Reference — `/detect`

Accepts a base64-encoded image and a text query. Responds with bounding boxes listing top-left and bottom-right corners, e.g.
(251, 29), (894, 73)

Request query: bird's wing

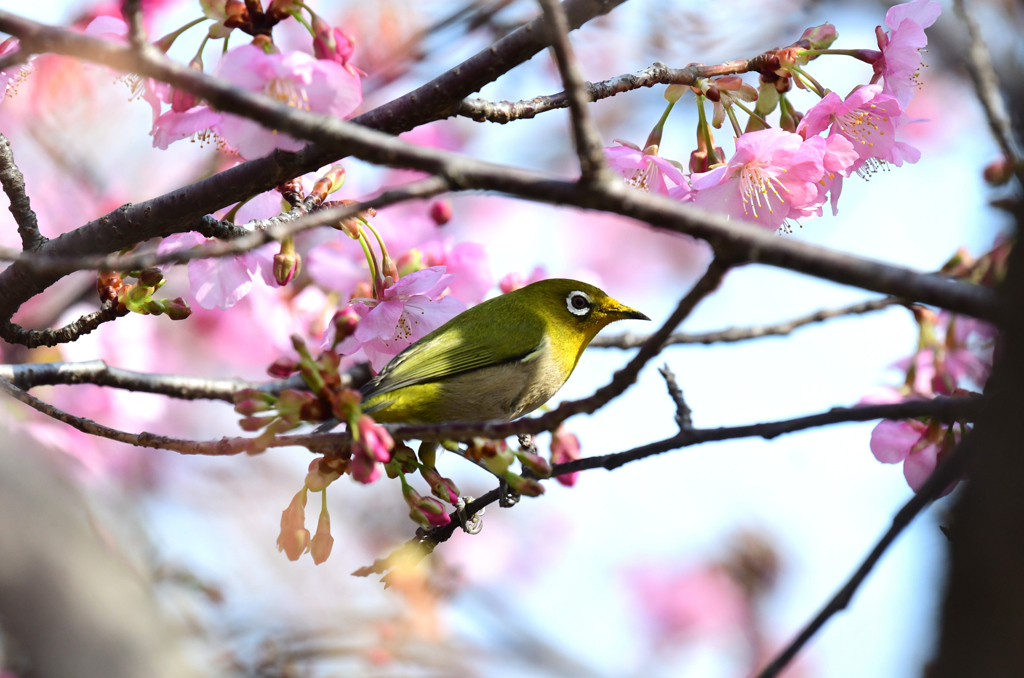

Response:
(362, 317), (545, 400)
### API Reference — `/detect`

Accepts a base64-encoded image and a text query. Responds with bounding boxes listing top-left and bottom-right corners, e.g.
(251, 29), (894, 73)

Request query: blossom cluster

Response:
(605, 0), (940, 233)
(865, 242), (1007, 493)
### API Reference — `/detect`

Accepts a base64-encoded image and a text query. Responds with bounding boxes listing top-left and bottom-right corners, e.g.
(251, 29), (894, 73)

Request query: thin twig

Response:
(954, 0), (1019, 165)
(0, 133), (45, 251)
(121, 0), (146, 49)
(0, 177), (450, 275)
(752, 434), (977, 678)
(592, 297), (905, 349)
(536, 0), (610, 182)
(658, 363), (691, 429)
(355, 396), (982, 581)
(1, 302), (123, 350)
(457, 59), (768, 124)
(0, 359), (372, 402)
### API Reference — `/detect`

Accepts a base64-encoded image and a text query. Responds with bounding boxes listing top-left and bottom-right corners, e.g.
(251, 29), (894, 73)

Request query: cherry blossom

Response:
(798, 85), (909, 170)
(418, 238), (493, 304)
(499, 266), (546, 294)
(802, 133), (858, 217)
(158, 232), (277, 311)
(213, 45), (362, 159)
(276, 488), (310, 561)
(872, 0), (942, 106)
(350, 416), (393, 484)
(336, 266), (465, 371)
(309, 506), (334, 565)
(690, 129), (824, 231)
(550, 426), (582, 487)
(870, 419), (960, 494)
(0, 38), (28, 105)
(605, 142), (686, 195)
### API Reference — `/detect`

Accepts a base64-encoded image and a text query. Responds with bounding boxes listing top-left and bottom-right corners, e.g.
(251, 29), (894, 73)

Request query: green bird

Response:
(360, 279), (649, 424)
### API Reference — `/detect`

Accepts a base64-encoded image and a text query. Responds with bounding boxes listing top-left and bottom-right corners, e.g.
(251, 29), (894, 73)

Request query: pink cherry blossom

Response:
(309, 507), (334, 565)
(307, 238), (368, 298)
(873, 0), (942, 106)
(690, 129), (824, 231)
(336, 266), (465, 371)
(419, 238), (493, 304)
(213, 45), (362, 159)
(627, 565), (751, 643)
(158, 232), (277, 310)
(869, 418), (960, 494)
(802, 133), (858, 216)
(151, 106), (224, 150)
(605, 143), (686, 195)
(0, 38), (29, 105)
(798, 85), (909, 171)
(499, 266), (547, 294)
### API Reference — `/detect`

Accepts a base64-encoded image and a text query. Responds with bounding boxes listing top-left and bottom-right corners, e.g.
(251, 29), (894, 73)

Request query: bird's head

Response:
(519, 278), (650, 343)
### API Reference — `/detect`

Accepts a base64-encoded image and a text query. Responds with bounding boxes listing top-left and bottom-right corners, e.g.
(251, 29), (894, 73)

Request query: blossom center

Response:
(264, 77), (310, 111)
(737, 162), (788, 219)
(833, 107), (889, 149)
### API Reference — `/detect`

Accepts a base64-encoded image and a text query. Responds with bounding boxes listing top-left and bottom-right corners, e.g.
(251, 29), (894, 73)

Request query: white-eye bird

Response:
(360, 279), (649, 424)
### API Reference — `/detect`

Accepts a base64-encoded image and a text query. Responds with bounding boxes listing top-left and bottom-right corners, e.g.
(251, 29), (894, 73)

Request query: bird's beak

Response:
(604, 298), (650, 321)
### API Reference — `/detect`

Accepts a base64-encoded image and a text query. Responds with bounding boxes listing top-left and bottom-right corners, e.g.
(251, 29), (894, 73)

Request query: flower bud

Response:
(276, 489), (310, 561)
(422, 465), (460, 504)
(551, 427), (582, 487)
(429, 200), (453, 226)
(330, 387), (362, 421)
(504, 471), (545, 497)
(267, 356), (299, 378)
(357, 415), (393, 463)
(482, 446), (515, 476)
(224, 0), (247, 21)
(273, 250), (300, 286)
(137, 267), (164, 287)
(276, 177), (304, 204)
(234, 398), (271, 416)
(983, 157), (1016, 186)
(239, 415), (276, 432)
(310, 507), (334, 564)
(516, 450), (552, 479)
(799, 23), (838, 52)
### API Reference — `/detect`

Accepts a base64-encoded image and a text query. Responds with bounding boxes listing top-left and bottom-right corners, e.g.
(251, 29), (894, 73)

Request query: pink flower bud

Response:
(516, 450), (552, 479)
(429, 200), (453, 226)
(799, 23), (838, 51)
(273, 250), (300, 285)
(162, 297), (192, 321)
(551, 426), (582, 487)
(350, 443), (381, 484)
(983, 157), (1016, 186)
(504, 471), (545, 497)
(310, 507), (334, 565)
(276, 489), (310, 561)
(422, 466), (460, 504)
(267, 356), (299, 378)
(357, 415), (393, 462)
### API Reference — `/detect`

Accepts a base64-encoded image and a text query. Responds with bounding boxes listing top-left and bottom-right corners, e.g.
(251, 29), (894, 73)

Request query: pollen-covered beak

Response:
(603, 298), (651, 321)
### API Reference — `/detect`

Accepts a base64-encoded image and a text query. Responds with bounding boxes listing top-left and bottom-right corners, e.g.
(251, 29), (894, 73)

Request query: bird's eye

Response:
(566, 291), (591, 316)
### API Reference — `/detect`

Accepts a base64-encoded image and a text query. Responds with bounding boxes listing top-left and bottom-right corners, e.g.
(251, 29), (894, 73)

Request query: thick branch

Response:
(753, 434), (976, 678)
(457, 59), (765, 124)
(0, 133), (45, 251)
(536, 0), (610, 182)
(0, 360), (371, 401)
(592, 297), (905, 349)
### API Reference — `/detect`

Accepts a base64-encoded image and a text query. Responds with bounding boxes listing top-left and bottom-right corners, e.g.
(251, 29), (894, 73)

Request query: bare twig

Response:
(356, 396), (981, 581)
(0, 360), (372, 402)
(592, 297), (905, 349)
(0, 133), (45, 251)
(536, 0), (610, 182)
(2, 302), (123, 350)
(121, 0), (146, 49)
(658, 363), (691, 429)
(457, 59), (768, 124)
(954, 0), (1019, 165)
(753, 434), (977, 678)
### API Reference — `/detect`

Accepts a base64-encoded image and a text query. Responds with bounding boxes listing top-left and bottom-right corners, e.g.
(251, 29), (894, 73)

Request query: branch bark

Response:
(0, 132), (45, 251)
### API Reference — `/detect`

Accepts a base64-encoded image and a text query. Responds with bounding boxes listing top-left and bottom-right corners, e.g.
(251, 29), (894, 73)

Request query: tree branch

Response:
(658, 363), (691, 429)
(0, 11), (1003, 332)
(592, 297), (905, 349)
(536, 0), (610, 182)
(2, 302), (123, 350)
(1, 176), (449, 275)
(954, 0), (1019, 165)
(0, 132), (45, 251)
(0, 359), (372, 401)
(456, 59), (767, 124)
(753, 433), (977, 678)
(355, 396), (981, 582)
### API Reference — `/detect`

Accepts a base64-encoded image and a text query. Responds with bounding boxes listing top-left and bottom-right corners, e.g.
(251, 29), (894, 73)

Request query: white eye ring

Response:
(566, 291), (591, 316)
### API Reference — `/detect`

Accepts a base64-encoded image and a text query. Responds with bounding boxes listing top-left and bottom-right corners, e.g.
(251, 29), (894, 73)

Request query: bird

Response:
(358, 278), (649, 424)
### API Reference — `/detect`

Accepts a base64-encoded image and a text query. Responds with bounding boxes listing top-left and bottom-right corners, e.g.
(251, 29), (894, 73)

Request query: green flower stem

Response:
(790, 65), (826, 98)
(800, 48), (880, 63)
(695, 96), (717, 162)
(355, 226), (379, 291)
(733, 99), (771, 128)
(644, 100), (676, 150)
(725, 104), (743, 138)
